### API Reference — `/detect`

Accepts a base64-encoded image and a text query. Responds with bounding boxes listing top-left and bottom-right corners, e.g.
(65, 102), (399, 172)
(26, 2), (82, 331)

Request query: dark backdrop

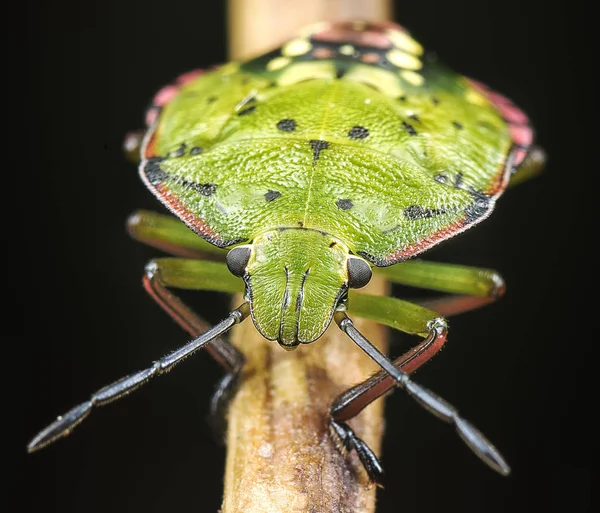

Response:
(24, 1), (593, 512)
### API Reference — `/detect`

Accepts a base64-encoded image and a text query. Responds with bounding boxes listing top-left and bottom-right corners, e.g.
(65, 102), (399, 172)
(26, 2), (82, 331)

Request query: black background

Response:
(24, 1), (594, 512)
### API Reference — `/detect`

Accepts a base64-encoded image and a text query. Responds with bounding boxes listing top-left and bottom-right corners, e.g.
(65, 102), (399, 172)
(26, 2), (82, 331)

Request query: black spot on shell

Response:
(402, 121), (417, 136)
(404, 205), (448, 220)
(170, 143), (186, 158)
(431, 96), (440, 105)
(264, 190), (281, 202)
(144, 157), (167, 184)
(434, 173), (448, 184)
(408, 114), (421, 123)
(336, 199), (353, 210)
(237, 105), (256, 116)
(347, 126), (369, 139)
(190, 146), (203, 155)
(188, 182), (217, 197)
(463, 193), (491, 224)
(453, 121), (464, 129)
(310, 140), (330, 162)
(207, 96), (217, 103)
(277, 119), (296, 132)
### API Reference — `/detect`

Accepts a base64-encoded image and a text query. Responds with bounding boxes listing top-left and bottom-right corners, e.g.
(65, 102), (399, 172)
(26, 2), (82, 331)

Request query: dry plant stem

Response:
(222, 1), (392, 512)
(222, 281), (389, 513)
(228, 0), (393, 60)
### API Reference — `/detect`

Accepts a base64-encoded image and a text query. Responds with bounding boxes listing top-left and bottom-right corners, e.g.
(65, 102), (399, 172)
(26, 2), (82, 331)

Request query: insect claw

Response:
(28, 401), (92, 453)
(455, 417), (511, 476)
(330, 420), (385, 485)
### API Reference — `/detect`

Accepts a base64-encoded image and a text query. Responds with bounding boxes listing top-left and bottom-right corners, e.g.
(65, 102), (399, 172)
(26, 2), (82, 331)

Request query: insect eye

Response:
(347, 256), (372, 289)
(226, 245), (252, 277)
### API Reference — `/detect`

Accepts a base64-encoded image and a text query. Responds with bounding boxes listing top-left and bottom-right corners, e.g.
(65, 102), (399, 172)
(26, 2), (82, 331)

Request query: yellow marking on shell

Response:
(400, 70), (424, 87)
(277, 61), (336, 86)
(267, 56), (292, 71)
(386, 29), (424, 56)
(282, 38), (313, 57)
(339, 44), (356, 56)
(465, 87), (489, 106)
(345, 65), (404, 98)
(386, 49), (422, 70)
(219, 62), (240, 80)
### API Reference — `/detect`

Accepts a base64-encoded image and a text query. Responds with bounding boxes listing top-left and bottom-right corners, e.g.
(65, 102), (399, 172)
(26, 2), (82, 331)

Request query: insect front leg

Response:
(335, 258), (514, 483)
(28, 257), (247, 452)
(332, 297), (448, 483)
(127, 209), (246, 434)
(143, 257), (246, 438)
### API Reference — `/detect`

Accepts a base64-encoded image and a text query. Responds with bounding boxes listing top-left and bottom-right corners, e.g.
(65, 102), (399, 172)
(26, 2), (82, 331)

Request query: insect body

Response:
(29, 21), (544, 482)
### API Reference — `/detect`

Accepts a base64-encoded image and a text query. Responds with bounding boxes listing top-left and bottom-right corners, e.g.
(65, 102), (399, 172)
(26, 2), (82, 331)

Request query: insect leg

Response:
(127, 209), (226, 259)
(508, 145), (546, 187)
(127, 211), (244, 434)
(332, 303), (510, 482)
(122, 130), (145, 164)
(374, 259), (505, 318)
(143, 258), (246, 440)
(330, 296), (448, 483)
(27, 302), (249, 453)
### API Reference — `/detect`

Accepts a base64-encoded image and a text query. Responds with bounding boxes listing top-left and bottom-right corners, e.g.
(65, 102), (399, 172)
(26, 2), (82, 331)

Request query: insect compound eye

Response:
(226, 245), (252, 277)
(347, 256), (372, 289)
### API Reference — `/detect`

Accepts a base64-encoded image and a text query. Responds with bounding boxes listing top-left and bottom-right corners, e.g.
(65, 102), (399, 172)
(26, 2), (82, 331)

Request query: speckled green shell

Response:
(140, 21), (534, 266)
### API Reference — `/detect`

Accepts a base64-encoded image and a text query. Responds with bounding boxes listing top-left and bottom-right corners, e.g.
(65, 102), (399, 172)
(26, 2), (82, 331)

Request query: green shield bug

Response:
(28, 20), (545, 483)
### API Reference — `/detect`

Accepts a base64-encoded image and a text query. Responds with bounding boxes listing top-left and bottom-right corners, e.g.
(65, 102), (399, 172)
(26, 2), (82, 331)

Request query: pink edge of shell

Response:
(152, 85), (180, 107)
(176, 69), (205, 85)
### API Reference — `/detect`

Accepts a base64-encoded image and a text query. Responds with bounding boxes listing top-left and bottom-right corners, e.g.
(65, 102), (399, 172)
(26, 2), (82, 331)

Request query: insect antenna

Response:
(27, 303), (250, 453)
(334, 311), (510, 476)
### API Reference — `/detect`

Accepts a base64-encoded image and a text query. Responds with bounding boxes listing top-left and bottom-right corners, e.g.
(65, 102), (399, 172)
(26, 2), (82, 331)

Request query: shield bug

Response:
(28, 20), (545, 482)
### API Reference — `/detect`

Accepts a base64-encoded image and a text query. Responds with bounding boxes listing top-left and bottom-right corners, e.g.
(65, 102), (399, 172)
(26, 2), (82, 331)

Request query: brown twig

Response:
(222, 2), (392, 511)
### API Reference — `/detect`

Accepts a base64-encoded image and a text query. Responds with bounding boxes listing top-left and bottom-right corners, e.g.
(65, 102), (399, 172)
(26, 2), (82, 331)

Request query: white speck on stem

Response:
(257, 442), (273, 458)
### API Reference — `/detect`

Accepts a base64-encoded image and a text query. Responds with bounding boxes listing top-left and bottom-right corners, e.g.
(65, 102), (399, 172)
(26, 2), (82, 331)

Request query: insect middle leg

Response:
(334, 260), (507, 483)
(375, 258), (505, 318)
(127, 209), (226, 259)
